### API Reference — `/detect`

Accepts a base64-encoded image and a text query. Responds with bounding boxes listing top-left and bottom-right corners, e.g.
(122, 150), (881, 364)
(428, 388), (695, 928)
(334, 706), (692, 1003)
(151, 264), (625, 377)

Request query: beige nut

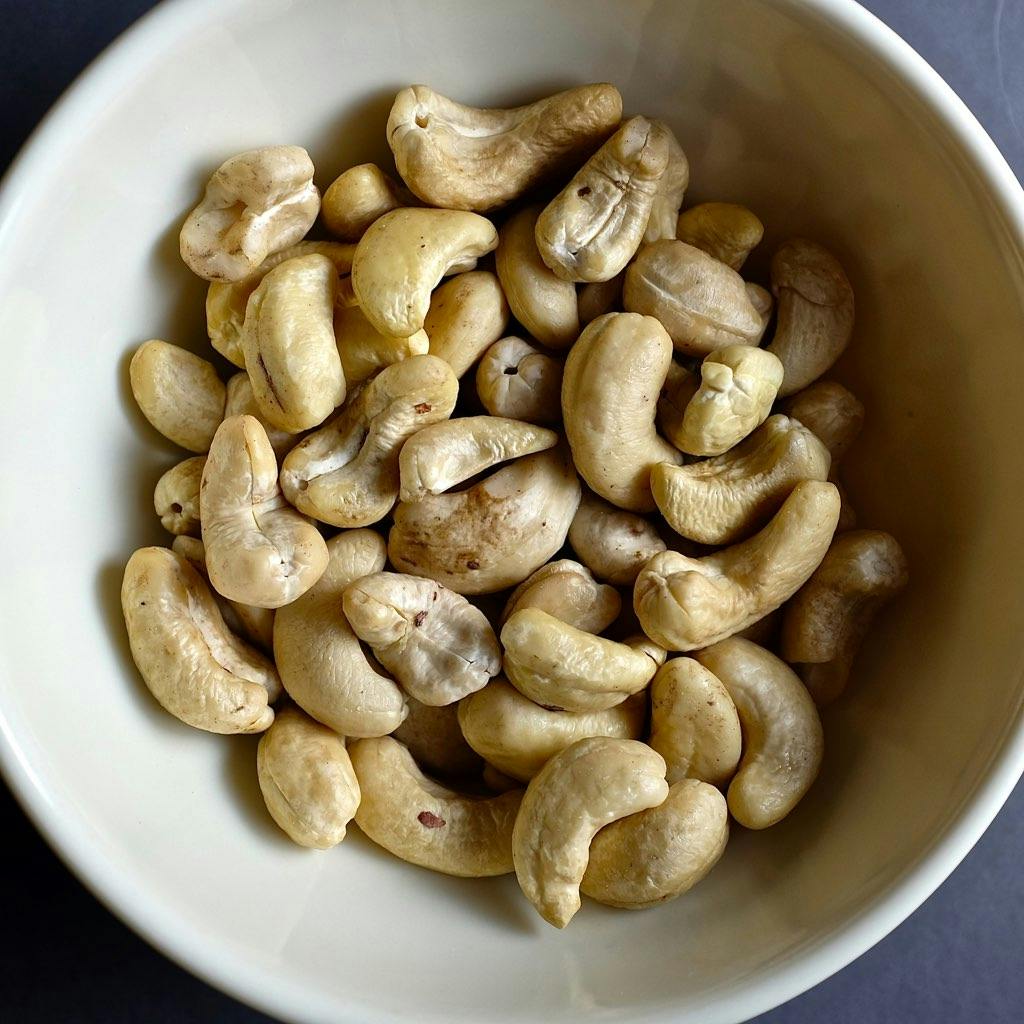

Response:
(458, 679), (645, 782)
(392, 697), (483, 781)
(387, 83), (622, 212)
(501, 559), (621, 635)
(562, 312), (681, 512)
(154, 456), (205, 536)
(350, 735), (523, 876)
(656, 361), (701, 451)
(675, 202), (764, 271)
(273, 529), (407, 737)
(649, 657), (742, 786)
(424, 271), (510, 377)
(322, 163), (406, 241)
(501, 608), (657, 712)
(129, 340), (226, 453)
(398, 415), (557, 502)
(224, 371), (301, 461)
(642, 121), (690, 244)
(781, 530), (909, 706)
(333, 304), (429, 386)
(536, 116), (671, 283)
(280, 355), (458, 528)
(342, 572), (501, 706)
(351, 208), (498, 338)
(476, 336), (563, 425)
(121, 547), (279, 734)
(695, 638), (824, 829)
(623, 240), (763, 357)
(766, 239), (855, 397)
(581, 779), (728, 908)
(577, 271), (624, 325)
(201, 415), (328, 608)
(635, 479), (841, 651)
(389, 446), (580, 595)
(651, 414), (832, 545)
(782, 380), (865, 467)
(495, 205), (579, 350)
(746, 283), (774, 343)
(512, 737), (668, 927)
(568, 490), (667, 586)
(257, 705), (360, 849)
(179, 145), (320, 282)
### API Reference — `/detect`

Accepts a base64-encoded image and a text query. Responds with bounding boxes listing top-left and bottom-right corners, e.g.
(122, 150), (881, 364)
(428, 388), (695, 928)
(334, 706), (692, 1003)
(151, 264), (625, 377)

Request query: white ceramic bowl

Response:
(2, 1), (1024, 1021)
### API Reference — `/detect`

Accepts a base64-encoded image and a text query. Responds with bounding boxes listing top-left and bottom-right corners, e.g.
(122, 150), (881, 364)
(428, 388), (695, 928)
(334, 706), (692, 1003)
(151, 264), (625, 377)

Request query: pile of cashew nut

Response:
(122, 82), (908, 929)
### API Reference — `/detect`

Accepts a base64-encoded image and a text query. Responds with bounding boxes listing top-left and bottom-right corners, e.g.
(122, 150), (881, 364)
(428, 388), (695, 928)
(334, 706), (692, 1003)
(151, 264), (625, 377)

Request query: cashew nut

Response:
(766, 239), (855, 397)
(656, 361), (701, 451)
(392, 697), (483, 781)
(424, 271), (510, 377)
(351, 208), (498, 338)
(342, 572), (500, 706)
(746, 283), (774, 342)
(386, 83), (622, 212)
(695, 637), (824, 829)
(349, 736), (523, 877)
(121, 546), (279, 733)
(280, 354), (458, 527)
(781, 529), (909, 706)
(581, 779), (728, 908)
(623, 240), (763, 356)
(512, 737), (668, 927)
(257, 705), (360, 849)
(567, 490), (666, 586)
(782, 380), (865, 467)
(201, 415), (328, 608)
(634, 479), (841, 650)
(224, 371), (301, 461)
(578, 271), (624, 325)
(642, 121), (690, 244)
(322, 163), (407, 241)
(273, 529), (407, 738)
(483, 765), (522, 793)
(834, 479), (859, 533)
(476, 336), (563, 425)
(501, 559), (621, 635)
(179, 145), (320, 282)
(129, 340), (226, 453)
(675, 202), (764, 271)
(154, 456), (205, 536)
(562, 312), (681, 512)
(333, 303), (429, 385)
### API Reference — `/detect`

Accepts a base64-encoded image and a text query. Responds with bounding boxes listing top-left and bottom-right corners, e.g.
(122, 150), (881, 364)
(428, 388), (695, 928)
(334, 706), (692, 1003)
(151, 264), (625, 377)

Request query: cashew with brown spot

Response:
(392, 697), (483, 781)
(782, 380), (865, 467)
(154, 456), (205, 536)
(643, 121), (690, 244)
(333, 304), (429, 385)
(476, 336), (563, 425)
(675, 202), (764, 271)
(322, 163), (407, 241)
(501, 559), (620, 635)
(424, 271), (510, 377)
(568, 490), (667, 585)
(578, 271), (624, 325)
(224, 372), (301, 461)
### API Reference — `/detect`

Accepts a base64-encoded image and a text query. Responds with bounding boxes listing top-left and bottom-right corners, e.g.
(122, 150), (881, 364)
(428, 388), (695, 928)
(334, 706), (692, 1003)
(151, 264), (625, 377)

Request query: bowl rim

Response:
(2, 1), (1023, 1022)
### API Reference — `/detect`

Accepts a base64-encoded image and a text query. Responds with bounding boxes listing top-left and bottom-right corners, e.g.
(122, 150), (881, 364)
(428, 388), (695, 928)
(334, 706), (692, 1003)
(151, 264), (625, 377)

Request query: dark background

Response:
(2, 1), (1023, 1021)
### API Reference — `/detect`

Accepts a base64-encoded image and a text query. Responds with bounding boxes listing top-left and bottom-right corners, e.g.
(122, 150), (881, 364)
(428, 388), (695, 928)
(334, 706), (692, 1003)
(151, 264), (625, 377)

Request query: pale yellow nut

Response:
(501, 559), (620, 635)
(782, 380), (865, 467)
(154, 456), (205, 536)
(476, 336), (563, 425)
(424, 270), (510, 377)
(568, 490), (667, 586)
(746, 283), (774, 342)
(322, 163), (406, 241)
(392, 697), (483, 781)
(656, 360), (701, 450)
(675, 202), (764, 271)
(224, 372), (302, 461)
(642, 121), (690, 244)
(333, 303), (429, 386)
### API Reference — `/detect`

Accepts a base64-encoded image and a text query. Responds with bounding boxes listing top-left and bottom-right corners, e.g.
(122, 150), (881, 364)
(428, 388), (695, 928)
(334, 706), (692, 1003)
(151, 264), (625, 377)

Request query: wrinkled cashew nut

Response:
(656, 361), (701, 452)
(568, 490), (667, 586)
(322, 163), (407, 241)
(154, 456), (206, 536)
(643, 121), (690, 244)
(501, 559), (621, 635)
(675, 202), (764, 271)
(424, 270), (510, 377)
(476, 336), (563, 425)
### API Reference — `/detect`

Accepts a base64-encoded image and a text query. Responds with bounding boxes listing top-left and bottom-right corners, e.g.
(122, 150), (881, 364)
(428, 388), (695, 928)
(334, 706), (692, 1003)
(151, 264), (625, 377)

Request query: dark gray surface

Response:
(1, 1), (1022, 1021)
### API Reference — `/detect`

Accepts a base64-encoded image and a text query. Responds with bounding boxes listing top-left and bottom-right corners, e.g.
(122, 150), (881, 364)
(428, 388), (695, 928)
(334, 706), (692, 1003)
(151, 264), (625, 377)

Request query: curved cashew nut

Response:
(782, 380), (865, 467)
(349, 736), (524, 876)
(392, 697), (483, 781)
(656, 361), (700, 451)
(333, 304), (429, 386)
(652, 414), (832, 545)
(201, 415), (328, 608)
(351, 208), (498, 338)
(675, 202), (764, 271)
(121, 547), (279, 733)
(154, 456), (205, 536)
(581, 779), (728, 908)
(322, 163), (407, 241)
(386, 83), (622, 212)
(562, 312), (681, 512)
(129, 340), (225, 453)
(224, 371), (302, 461)
(273, 529), (407, 737)
(568, 490), (667, 586)
(635, 479), (841, 650)
(695, 638), (823, 829)
(512, 737), (668, 927)
(257, 705), (360, 849)
(501, 559), (621, 635)
(424, 270), (510, 377)
(578, 271), (624, 325)
(179, 145), (320, 282)
(642, 121), (690, 244)
(476, 336), (563, 425)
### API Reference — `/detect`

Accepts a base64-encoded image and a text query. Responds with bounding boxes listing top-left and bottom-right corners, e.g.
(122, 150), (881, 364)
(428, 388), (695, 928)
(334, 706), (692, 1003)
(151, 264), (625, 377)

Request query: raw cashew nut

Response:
(424, 271), (510, 376)
(342, 572), (501, 706)
(179, 145), (320, 282)
(568, 490), (667, 585)
(695, 637), (824, 829)
(635, 479), (841, 650)
(129, 341), (226, 453)
(351, 208), (498, 338)
(273, 529), (407, 738)
(642, 121), (690, 244)
(392, 697), (483, 780)
(387, 83), (622, 212)
(398, 416), (557, 502)
(201, 415), (328, 608)
(241, 253), (346, 432)
(746, 283), (774, 342)
(675, 202), (764, 271)
(458, 679), (645, 782)
(781, 530), (909, 705)
(476, 336), (563, 425)
(512, 737), (668, 927)
(656, 361), (701, 451)
(333, 304), (429, 385)
(121, 547), (279, 733)
(651, 414), (831, 545)
(649, 657), (741, 786)
(536, 116), (670, 283)
(389, 446), (580, 594)
(349, 736), (523, 876)
(280, 355), (458, 527)
(154, 456), (205, 536)
(224, 372), (301, 461)
(495, 205), (580, 350)
(581, 779), (728, 908)
(257, 705), (360, 849)
(562, 312), (681, 512)
(578, 271), (624, 325)
(501, 559), (620, 635)
(782, 380), (865, 466)
(623, 240), (764, 356)
(766, 239), (855, 397)
(322, 163), (406, 241)
(501, 608), (657, 712)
